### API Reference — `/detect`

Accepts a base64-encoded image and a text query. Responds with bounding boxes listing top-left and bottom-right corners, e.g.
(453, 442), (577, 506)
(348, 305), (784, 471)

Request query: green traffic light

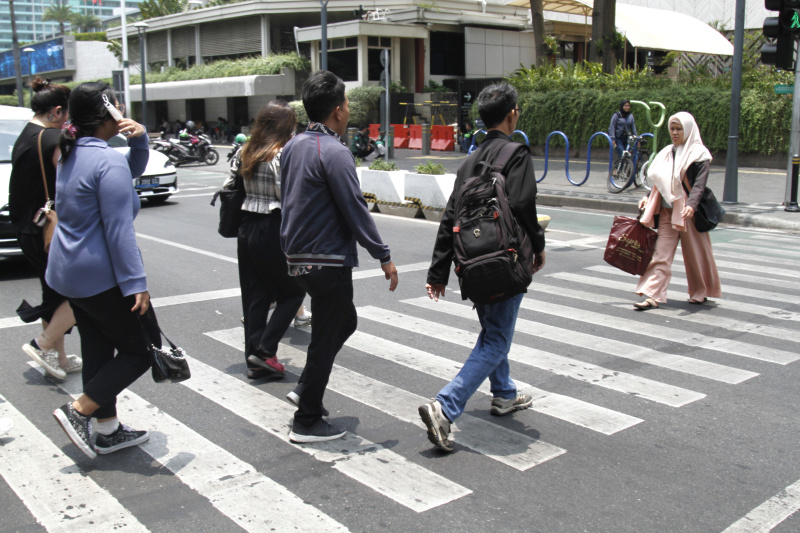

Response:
(793, 11), (800, 28)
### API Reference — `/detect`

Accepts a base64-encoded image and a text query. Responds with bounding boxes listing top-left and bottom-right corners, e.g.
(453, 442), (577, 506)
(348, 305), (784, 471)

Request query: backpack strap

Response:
(492, 141), (526, 173)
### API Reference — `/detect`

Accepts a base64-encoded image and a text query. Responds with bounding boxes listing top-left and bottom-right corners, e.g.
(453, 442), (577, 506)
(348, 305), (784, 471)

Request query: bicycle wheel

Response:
(640, 160), (652, 191)
(607, 157), (633, 193)
(634, 150), (651, 188)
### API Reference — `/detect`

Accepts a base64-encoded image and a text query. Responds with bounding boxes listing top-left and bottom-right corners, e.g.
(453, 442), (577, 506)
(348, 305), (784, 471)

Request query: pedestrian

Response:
(47, 81), (153, 459)
(418, 82), (546, 453)
(8, 77), (80, 380)
(350, 124), (375, 159)
(609, 99), (637, 160)
(280, 71), (399, 443)
(633, 111), (721, 309)
(233, 100), (308, 380)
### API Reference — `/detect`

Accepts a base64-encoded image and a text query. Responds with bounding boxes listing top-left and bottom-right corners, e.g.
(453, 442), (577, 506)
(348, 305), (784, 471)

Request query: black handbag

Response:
(211, 169), (245, 238)
(682, 174), (725, 232)
(139, 308), (191, 383)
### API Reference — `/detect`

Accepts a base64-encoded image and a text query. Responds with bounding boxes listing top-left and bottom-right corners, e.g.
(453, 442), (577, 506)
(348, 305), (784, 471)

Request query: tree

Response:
(589, 0), (617, 74)
(42, 1), (73, 37)
(139, 0), (188, 19)
(529, 0), (548, 67)
(70, 11), (102, 33)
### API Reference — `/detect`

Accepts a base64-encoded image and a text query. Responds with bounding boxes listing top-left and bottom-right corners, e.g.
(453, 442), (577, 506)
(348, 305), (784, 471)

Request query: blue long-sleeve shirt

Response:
(46, 134), (149, 298)
(279, 130), (390, 268)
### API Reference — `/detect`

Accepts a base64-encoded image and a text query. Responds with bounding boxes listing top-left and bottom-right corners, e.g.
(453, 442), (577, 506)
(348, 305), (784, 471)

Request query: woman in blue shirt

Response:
(47, 81), (152, 459)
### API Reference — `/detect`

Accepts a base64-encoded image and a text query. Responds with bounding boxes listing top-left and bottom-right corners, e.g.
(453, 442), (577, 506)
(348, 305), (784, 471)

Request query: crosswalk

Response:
(3, 229), (800, 531)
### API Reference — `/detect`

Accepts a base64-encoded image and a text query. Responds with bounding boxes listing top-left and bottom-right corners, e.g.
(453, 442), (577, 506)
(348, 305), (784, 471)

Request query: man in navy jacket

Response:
(280, 71), (399, 443)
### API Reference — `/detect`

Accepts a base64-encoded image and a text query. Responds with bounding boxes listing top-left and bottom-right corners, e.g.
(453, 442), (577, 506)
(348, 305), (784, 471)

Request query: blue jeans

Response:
(614, 136), (628, 159)
(436, 293), (524, 422)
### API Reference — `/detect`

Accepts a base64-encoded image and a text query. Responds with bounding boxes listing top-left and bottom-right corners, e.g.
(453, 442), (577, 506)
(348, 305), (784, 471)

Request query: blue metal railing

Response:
(538, 131), (614, 186)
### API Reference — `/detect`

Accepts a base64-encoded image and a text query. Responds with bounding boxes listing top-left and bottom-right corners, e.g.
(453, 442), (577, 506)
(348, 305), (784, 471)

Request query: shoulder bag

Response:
(681, 174), (725, 232)
(211, 159), (245, 238)
(32, 130), (58, 252)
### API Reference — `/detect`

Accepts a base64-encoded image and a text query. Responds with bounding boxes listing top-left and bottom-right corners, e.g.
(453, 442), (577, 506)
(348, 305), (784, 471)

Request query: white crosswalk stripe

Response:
(0, 392), (150, 533)
(359, 305), (706, 407)
(26, 365), (350, 532)
(206, 328), (565, 471)
(403, 297), (761, 382)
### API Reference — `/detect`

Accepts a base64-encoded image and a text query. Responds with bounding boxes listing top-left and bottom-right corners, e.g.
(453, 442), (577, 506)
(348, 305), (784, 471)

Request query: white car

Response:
(108, 134), (179, 204)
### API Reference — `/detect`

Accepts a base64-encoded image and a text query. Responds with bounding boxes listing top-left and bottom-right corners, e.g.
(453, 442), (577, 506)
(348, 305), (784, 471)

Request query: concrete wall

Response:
(465, 28), (535, 78)
(205, 97), (228, 123)
(167, 100), (186, 122)
(73, 41), (121, 83)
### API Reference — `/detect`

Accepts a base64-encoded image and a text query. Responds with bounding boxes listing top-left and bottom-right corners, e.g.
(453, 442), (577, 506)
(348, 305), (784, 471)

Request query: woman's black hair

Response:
(30, 76), (70, 115)
(619, 99), (631, 117)
(59, 81), (117, 162)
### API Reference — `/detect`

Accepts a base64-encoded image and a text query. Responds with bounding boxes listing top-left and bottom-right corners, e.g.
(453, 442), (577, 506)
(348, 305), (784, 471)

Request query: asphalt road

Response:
(2, 165), (800, 532)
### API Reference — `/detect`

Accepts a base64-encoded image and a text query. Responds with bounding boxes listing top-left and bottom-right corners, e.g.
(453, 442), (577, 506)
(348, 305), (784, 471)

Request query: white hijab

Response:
(648, 112), (712, 203)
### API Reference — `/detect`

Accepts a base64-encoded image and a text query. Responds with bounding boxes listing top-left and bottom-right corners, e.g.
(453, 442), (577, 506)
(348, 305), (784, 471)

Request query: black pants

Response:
(293, 267), (357, 426)
(69, 286), (152, 420)
(18, 231), (67, 323)
(237, 211), (305, 363)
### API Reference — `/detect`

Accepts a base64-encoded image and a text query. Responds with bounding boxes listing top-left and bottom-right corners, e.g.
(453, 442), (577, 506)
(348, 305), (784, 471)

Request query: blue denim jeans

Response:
(436, 292), (524, 422)
(614, 136), (628, 159)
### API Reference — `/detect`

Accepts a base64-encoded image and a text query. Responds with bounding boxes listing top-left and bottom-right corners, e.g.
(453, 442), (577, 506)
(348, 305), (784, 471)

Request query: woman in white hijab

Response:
(633, 111), (721, 309)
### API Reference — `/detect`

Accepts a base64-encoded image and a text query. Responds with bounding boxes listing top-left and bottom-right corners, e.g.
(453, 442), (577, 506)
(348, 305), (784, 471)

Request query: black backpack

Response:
(452, 142), (534, 305)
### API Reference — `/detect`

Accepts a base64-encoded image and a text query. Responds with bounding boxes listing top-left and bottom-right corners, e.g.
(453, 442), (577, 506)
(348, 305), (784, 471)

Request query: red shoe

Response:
(246, 354), (285, 376)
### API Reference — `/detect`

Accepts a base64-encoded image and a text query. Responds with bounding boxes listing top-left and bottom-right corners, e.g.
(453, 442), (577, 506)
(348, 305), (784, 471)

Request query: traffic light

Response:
(762, 0), (800, 70)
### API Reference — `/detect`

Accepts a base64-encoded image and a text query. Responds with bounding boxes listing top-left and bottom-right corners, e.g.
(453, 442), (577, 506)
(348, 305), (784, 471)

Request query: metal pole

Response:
(787, 155), (800, 212)
(422, 123), (431, 156)
(723, 0), (745, 204)
(320, 0), (329, 71)
(121, 7), (131, 117)
(139, 29), (147, 129)
(787, 56), (800, 206)
(9, 0), (24, 107)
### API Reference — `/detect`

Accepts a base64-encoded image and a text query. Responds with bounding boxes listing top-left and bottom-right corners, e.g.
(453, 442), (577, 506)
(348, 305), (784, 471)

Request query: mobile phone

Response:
(103, 94), (123, 121)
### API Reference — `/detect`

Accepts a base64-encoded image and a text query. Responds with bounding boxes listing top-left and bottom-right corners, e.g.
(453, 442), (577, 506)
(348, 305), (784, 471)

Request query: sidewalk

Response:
(377, 148), (800, 233)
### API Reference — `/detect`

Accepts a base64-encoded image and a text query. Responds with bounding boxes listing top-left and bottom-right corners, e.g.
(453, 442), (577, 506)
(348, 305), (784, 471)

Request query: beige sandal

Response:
(633, 297), (659, 310)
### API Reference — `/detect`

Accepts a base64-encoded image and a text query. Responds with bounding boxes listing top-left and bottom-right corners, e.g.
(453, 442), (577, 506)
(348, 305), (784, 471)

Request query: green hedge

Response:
(516, 87), (792, 155)
(290, 85), (382, 128)
(128, 53), (309, 84)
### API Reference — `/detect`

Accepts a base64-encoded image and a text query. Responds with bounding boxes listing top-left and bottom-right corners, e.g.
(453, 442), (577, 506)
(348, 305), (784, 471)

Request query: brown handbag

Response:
(32, 130), (58, 253)
(604, 214), (658, 276)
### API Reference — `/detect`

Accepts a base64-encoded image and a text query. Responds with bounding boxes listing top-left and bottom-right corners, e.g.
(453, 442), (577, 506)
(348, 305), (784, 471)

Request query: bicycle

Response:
(607, 134), (651, 193)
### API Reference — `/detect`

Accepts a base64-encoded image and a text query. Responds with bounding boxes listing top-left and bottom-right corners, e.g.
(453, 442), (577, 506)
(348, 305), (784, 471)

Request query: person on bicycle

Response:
(609, 99), (638, 160)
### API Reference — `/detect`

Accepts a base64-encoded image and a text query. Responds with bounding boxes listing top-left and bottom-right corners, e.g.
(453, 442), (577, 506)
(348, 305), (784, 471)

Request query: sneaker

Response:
(286, 384), (329, 417)
(94, 424), (149, 455)
(418, 400), (454, 453)
(53, 403), (96, 459)
(0, 417), (12, 436)
(293, 313), (312, 328)
(246, 354), (285, 376)
(23, 340), (66, 380)
(490, 393), (533, 416)
(62, 355), (83, 374)
(289, 418), (346, 443)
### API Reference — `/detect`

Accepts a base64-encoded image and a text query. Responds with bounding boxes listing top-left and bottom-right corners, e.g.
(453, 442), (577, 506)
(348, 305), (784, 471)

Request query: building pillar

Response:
(391, 37), (400, 85)
(195, 24), (203, 65)
(167, 28), (173, 67)
(261, 14), (270, 56)
(357, 35), (367, 85)
(310, 42), (319, 71)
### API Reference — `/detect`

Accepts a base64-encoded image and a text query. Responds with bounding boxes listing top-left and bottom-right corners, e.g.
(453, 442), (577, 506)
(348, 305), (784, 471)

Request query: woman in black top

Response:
(9, 77), (78, 380)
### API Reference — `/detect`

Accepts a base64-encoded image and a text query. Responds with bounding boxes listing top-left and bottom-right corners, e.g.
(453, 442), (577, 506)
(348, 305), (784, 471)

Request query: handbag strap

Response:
(37, 130), (51, 202)
(138, 307), (178, 350)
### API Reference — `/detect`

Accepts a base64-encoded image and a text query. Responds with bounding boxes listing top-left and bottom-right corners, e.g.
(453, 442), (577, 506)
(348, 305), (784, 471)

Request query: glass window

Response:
(368, 36), (378, 47)
(327, 49), (358, 82)
(430, 31), (464, 76)
(0, 119), (29, 163)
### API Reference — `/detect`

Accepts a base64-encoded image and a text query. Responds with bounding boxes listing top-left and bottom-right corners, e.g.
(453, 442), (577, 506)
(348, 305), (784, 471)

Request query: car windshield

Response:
(0, 119), (30, 162)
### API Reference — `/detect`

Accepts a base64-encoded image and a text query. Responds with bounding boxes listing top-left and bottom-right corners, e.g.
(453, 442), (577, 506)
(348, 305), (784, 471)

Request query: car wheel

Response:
(147, 195), (170, 205)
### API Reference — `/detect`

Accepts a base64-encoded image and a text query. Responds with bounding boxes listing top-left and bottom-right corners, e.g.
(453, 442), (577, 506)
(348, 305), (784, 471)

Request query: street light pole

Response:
(320, 0), (329, 70)
(134, 21), (149, 129)
(121, 4), (131, 118)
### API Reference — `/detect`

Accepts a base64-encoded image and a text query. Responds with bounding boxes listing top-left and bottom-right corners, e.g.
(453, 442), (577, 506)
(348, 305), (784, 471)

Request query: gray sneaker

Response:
(490, 393), (533, 416)
(289, 419), (346, 443)
(23, 340), (66, 380)
(53, 403), (96, 459)
(418, 399), (454, 453)
(286, 384), (329, 417)
(95, 424), (149, 455)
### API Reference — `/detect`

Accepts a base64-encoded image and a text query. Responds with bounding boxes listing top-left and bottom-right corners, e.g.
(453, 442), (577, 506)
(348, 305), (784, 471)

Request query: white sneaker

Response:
(0, 417), (13, 436)
(293, 313), (312, 328)
(418, 399), (454, 453)
(23, 340), (66, 380)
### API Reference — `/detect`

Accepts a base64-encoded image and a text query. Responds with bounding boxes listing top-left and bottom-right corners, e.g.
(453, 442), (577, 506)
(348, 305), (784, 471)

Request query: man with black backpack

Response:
(418, 83), (546, 453)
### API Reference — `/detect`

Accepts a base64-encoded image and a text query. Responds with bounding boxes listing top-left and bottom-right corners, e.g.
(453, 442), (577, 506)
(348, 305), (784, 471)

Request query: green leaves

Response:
(414, 161), (446, 174)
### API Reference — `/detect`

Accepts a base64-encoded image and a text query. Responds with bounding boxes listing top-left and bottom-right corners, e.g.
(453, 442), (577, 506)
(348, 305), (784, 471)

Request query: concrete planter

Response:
(404, 173), (456, 209)
(359, 169), (406, 204)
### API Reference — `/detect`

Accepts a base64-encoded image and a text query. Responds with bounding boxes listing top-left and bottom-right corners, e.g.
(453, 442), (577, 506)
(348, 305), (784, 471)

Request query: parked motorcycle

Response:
(154, 131), (219, 166)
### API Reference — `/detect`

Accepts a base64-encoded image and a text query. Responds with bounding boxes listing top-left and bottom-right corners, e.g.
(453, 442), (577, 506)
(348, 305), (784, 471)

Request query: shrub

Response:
(289, 100), (308, 127)
(128, 53), (310, 84)
(369, 159), (399, 171)
(0, 95), (20, 106)
(414, 161), (446, 174)
(73, 32), (107, 41)
(347, 86), (382, 127)
(422, 79), (451, 93)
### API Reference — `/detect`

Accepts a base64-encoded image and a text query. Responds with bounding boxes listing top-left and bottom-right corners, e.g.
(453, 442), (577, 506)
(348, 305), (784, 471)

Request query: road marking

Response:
(171, 193), (218, 199)
(28, 365), (349, 533)
(403, 297), (758, 382)
(706, 249), (800, 270)
(722, 478), (800, 533)
(513, 297), (792, 367)
(345, 331), (643, 435)
(207, 328), (564, 471)
(192, 336), (472, 513)
(715, 242), (800, 260)
(0, 391), (150, 533)
(359, 306), (705, 407)
(0, 316), (28, 329)
(352, 261), (430, 279)
(151, 288), (241, 307)
(171, 186), (217, 192)
(529, 283), (800, 344)
(136, 233), (238, 263)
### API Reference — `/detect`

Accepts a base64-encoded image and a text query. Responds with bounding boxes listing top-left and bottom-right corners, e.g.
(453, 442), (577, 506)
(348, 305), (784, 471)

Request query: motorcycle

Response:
(154, 131), (219, 166)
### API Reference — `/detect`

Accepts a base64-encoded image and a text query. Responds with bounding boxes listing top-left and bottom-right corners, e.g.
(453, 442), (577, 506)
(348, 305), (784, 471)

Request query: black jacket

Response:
(427, 130), (545, 286)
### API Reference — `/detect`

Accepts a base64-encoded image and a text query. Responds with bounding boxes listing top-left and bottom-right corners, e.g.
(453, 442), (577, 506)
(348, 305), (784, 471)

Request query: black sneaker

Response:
(94, 424), (149, 455)
(53, 403), (96, 459)
(285, 384), (329, 417)
(289, 418), (346, 443)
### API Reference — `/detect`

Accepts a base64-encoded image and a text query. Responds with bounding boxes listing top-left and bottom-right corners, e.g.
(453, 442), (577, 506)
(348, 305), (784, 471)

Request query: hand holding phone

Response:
(102, 94), (128, 136)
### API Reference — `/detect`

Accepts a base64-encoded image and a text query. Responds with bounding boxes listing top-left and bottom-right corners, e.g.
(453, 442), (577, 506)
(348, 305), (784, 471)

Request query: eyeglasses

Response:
(514, 107), (522, 113)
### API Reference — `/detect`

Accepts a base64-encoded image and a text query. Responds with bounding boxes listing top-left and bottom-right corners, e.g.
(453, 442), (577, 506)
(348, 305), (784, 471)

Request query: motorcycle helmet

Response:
(185, 120), (196, 130)
(235, 133), (247, 144)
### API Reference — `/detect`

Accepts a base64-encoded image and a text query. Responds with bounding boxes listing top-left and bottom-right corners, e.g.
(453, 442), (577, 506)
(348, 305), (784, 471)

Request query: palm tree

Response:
(42, 1), (73, 37)
(70, 11), (102, 33)
(528, 0), (547, 67)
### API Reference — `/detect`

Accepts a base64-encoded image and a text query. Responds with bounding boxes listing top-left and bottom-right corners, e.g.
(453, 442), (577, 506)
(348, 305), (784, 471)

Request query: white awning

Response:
(505, 0), (734, 56)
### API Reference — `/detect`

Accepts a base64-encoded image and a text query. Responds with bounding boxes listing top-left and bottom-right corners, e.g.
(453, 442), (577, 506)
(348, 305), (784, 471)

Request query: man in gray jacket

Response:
(280, 71), (399, 443)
